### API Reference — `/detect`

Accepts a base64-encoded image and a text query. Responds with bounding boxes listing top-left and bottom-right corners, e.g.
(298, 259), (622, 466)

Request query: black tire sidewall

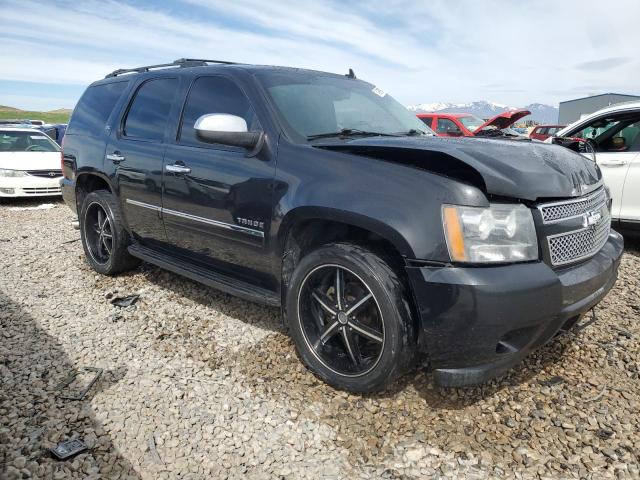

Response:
(286, 243), (414, 393)
(79, 190), (130, 275)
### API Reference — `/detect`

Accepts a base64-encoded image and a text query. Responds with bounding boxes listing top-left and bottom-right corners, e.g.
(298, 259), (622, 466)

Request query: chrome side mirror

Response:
(194, 114), (262, 151)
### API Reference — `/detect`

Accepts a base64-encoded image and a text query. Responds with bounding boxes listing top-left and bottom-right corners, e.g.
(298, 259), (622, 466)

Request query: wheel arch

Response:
(277, 207), (414, 258)
(277, 207), (417, 325)
(75, 172), (114, 212)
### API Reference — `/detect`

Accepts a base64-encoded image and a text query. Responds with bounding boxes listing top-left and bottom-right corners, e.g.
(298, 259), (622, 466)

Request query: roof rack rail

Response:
(105, 58), (239, 78)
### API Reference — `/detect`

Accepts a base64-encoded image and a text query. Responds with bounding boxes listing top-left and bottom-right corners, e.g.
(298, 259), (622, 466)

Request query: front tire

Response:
(286, 243), (416, 393)
(79, 190), (140, 275)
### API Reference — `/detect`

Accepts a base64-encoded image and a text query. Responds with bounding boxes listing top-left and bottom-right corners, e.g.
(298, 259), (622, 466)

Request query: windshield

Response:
(0, 130), (60, 152)
(458, 115), (485, 132)
(257, 72), (435, 141)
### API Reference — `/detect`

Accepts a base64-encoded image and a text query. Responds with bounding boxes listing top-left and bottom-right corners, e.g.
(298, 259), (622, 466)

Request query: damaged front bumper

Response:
(405, 230), (624, 387)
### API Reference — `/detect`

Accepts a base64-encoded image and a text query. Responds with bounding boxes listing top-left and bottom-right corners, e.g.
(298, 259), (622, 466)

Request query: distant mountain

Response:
(0, 105), (71, 124)
(523, 103), (560, 124)
(407, 100), (559, 124)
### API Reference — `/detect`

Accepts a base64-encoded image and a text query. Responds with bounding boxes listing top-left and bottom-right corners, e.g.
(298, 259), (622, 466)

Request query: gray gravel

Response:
(1, 198), (639, 479)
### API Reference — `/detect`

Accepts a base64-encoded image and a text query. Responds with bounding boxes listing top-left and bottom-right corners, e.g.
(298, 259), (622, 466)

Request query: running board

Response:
(128, 244), (280, 307)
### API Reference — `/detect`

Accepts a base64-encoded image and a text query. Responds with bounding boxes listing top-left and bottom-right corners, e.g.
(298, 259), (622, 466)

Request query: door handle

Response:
(165, 164), (191, 174)
(599, 159), (628, 167)
(106, 152), (126, 163)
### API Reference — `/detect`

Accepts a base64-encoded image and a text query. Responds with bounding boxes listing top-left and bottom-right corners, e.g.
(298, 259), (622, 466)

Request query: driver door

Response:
(161, 75), (276, 280)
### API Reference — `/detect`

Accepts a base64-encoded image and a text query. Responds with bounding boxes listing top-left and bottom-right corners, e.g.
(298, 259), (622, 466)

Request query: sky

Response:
(1, 0), (639, 111)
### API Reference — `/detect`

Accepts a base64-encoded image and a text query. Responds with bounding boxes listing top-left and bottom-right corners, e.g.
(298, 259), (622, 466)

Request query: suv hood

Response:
(313, 136), (602, 201)
(475, 109), (530, 133)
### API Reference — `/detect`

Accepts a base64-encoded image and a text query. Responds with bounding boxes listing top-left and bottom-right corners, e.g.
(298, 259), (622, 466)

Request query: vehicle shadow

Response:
(136, 259), (577, 409)
(136, 263), (284, 334)
(0, 196), (64, 207)
(623, 234), (640, 254)
(0, 290), (139, 479)
(392, 331), (574, 409)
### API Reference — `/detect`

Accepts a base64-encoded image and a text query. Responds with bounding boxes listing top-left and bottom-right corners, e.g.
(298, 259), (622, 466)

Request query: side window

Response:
(608, 121), (640, 152)
(537, 127), (548, 135)
(123, 78), (178, 141)
(573, 118), (619, 140)
(436, 118), (460, 134)
(180, 76), (258, 147)
(419, 116), (433, 128)
(67, 82), (128, 136)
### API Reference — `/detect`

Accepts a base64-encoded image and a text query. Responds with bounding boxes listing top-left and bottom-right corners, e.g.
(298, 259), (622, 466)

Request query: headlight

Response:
(0, 169), (27, 177)
(442, 203), (538, 263)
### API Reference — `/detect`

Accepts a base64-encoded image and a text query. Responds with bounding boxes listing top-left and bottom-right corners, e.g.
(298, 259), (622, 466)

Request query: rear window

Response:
(0, 131), (60, 152)
(67, 81), (128, 136)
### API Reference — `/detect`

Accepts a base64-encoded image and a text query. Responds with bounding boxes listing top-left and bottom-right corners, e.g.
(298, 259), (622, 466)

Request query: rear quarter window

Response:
(67, 81), (128, 136)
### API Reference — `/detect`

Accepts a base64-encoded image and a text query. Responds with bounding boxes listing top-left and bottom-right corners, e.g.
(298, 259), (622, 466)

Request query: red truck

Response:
(417, 110), (530, 138)
(529, 125), (566, 141)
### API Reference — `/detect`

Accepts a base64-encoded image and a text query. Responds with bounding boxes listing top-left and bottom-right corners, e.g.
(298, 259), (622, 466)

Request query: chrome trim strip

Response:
(162, 207), (264, 238)
(124, 200), (264, 238)
(538, 187), (605, 210)
(125, 199), (162, 211)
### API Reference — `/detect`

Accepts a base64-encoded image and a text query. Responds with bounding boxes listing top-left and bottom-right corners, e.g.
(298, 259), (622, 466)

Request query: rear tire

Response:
(79, 190), (140, 275)
(285, 243), (416, 393)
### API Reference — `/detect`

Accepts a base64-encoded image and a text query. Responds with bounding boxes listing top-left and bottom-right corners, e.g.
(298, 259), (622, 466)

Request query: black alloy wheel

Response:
(84, 202), (113, 265)
(297, 264), (385, 377)
(79, 189), (140, 275)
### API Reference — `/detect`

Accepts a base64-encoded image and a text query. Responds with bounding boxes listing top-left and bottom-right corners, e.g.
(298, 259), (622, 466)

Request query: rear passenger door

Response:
(161, 75), (276, 284)
(106, 77), (179, 245)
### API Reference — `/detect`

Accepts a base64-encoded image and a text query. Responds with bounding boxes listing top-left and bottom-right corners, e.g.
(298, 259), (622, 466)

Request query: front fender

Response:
(272, 142), (488, 262)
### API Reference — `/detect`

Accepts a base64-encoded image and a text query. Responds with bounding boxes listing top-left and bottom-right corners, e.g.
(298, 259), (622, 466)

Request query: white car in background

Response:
(550, 102), (640, 235)
(0, 127), (63, 198)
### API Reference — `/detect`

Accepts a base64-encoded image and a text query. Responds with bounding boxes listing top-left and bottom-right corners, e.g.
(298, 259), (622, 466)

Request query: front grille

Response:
(538, 187), (606, 223)
(546, 206), (610, 266)
(26, 170), (62, 178)
(23, 187), (61, 195)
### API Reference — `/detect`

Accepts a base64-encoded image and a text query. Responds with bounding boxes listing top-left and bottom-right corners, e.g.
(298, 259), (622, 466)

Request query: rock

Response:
(405, 447), (426, 463)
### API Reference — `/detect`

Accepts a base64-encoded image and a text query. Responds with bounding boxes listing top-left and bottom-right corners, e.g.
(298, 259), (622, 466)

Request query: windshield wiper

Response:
(306, 128), (400, 141)
(398, 129), (430, 136)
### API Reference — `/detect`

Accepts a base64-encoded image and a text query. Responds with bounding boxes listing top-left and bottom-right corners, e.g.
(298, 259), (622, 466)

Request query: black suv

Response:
(61, 59), (623, 393)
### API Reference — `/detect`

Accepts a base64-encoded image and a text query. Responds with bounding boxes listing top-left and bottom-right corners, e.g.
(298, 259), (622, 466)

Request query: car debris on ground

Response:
(56, 367), (103, 401)
(109, 294), (140, 308)
(49, 439), (88, 460)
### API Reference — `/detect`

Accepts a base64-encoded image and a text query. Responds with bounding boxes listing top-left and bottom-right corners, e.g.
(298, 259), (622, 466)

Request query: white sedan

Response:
(550, 102), (640, 234)
(0, 127), (63, 197)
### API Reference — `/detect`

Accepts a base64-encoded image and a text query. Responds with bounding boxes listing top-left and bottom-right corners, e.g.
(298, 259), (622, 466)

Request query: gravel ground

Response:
(0, 198), (638, 479)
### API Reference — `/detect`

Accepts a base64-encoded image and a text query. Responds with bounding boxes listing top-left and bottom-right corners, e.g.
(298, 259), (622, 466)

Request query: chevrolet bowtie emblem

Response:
(582, 210), (601, 228)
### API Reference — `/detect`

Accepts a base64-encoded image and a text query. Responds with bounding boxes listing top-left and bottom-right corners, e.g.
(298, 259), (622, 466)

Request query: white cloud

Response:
(1, 0), (639, 109)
